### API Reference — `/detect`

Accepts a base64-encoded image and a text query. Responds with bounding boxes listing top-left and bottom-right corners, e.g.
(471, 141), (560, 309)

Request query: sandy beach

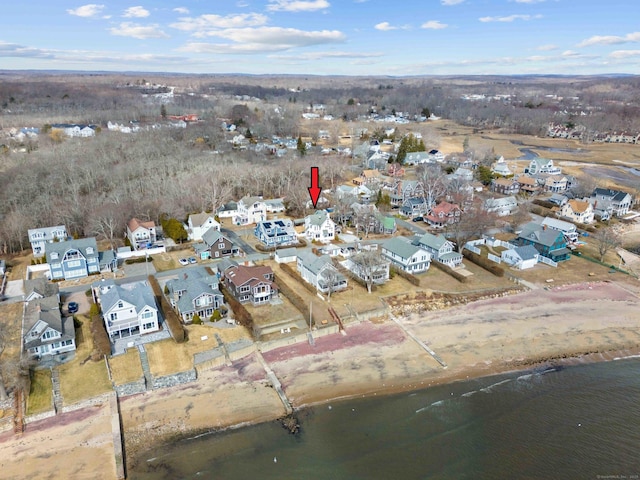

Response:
(2, 280), (640, 478)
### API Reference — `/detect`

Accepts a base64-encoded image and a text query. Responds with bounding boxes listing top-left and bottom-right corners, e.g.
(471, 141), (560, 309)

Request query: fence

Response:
(488, 253), (502, 264)
(538, 256), (558, 267)
(464, 244), (481, 254)
(116, 246), (166, 259)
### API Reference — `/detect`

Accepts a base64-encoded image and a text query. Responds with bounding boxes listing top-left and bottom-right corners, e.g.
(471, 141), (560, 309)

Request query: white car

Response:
(178, 258), (189, 266)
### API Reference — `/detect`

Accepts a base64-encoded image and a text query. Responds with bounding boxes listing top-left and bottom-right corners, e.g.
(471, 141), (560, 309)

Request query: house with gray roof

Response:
(95, 279), (160, 340)
(23, 295), (76, 362)
(166, 271), (224, 323)
(46, 237), (101, 280)
(24, 278), (59, 303)
(28, 225), (68, 257)
(516, 222), (571, 262)
(234, 195), (267, 225)
(187, 212), (220, 242)
(195, 229), (239, 260)
(304, 210), (336, 244)
(501, 245), (539, 270)
(297, 251), (347, 294)
(589, 188), (633, 217)
(255, 218), (298, 248)
(403, 151), (431, 166)
(484, 196), (517, 217)
(415, 233), (463, 267)
(381, 237), (431, 273)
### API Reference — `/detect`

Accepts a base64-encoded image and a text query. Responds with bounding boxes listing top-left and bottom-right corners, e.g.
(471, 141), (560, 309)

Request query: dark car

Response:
(412, 216), (424, 222)
(68, 302), (79, 314)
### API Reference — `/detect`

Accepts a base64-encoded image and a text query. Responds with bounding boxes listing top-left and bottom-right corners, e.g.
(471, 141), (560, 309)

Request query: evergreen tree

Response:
(160, 104), (167, 118)
(297, 135), (306, 156)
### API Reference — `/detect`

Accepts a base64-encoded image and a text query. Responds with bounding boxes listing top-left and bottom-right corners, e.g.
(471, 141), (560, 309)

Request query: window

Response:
(66, 260), (81, 268)
(141, 311), (154, 319)
(143, 322), (155, 330)
(218, 243), (224, 249)
(110, 313), (117, 321)
(51, 252), (59, 260)
(117, 301), (123, 308)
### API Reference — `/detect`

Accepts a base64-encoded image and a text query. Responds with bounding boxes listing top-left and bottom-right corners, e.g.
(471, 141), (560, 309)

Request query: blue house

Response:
(254, 219), (297, 248)
(516, 222), (571, 262)
(46, 238), (102, 280)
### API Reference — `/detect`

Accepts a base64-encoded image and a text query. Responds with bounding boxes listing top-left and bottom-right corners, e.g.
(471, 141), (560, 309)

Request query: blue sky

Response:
(2, 0), (640, 75)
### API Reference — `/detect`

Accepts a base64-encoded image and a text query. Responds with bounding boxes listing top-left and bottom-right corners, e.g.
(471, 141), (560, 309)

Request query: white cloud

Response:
(270, 50), (383, 61)
(536, 44), (557, 51)
(173, 7), (189, 14)
(177, 27), (345, 53)
(375, 22), (396, 31)
(67, 4), (105, 18)
(479, 14), (542, 22)
(170, 13), (268, 35)
(237, 1), (249, 6)
(109, 22), (169, 39)
(267, 0), (330, 12)
(577, 32), (640, 47)
(609, 50), (640, 59)
(441, 0), (464, 5)
(123, 6), (150, 18)
(421, 20), (448, 30)
(0, 41), (55, 59)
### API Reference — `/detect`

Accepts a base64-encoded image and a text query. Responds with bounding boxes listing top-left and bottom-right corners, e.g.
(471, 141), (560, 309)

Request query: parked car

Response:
(412, 216), (424, 222)
(179, 258), (189, 266)
(188, 257), (197, 264)
(68, 302), (79, 314)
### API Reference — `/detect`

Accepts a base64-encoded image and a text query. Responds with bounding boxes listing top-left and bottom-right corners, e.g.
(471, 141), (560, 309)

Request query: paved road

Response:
(396, 217), (427, 236)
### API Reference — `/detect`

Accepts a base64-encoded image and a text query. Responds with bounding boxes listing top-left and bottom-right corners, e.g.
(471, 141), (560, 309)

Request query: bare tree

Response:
(416, 164), (447, 209)
(447, 200), (497, 253)
(321, 267), (342, 302)
(90, 201), (129, 248)
(593, 226), (622, 262)
(348, 250), (389, 294)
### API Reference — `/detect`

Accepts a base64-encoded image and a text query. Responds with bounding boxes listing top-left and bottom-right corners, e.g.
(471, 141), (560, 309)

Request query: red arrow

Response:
(308, 166), (322, 209)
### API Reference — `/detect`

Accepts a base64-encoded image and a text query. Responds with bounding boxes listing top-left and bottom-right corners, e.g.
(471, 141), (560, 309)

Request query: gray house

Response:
(166, 271), (224, 323)
(28, 225), (68, 257)
(297, 251), (347, 294)
(23, 295), (76, 362)
(46, 238), (101, 280)
(381, 237), (431, 273)
(415, 233), (463, 267)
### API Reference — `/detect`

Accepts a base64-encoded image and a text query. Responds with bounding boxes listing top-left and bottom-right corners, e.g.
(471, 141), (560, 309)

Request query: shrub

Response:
(279, 263), (316, 295)
(211, 310), (222, 321)
(85, 288), (92, 297)
(390, 265), (420, 286)
(463, 250), (505, 277)
(73, 315), (82, 329)
(90, 315), (111, 358)
(274, 272), (311, 321)
(431, 260), (468, 283)
(125, 256), (153, 264)
(191, 313), (202, 325)
(89, 303), (101, 316)
(220, 284), (253, 329)
(148, 275), (186, 343)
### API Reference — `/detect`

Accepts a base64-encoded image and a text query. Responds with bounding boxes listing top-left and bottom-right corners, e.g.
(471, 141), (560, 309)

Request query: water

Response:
(130, 359), (640, 479)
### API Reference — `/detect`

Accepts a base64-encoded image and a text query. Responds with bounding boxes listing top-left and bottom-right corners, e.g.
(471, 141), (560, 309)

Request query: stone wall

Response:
(23, 409), (56, 425)
(61, 392), (114, 414)
(152, 369), (197, 389)
(114, 378), (147, 397)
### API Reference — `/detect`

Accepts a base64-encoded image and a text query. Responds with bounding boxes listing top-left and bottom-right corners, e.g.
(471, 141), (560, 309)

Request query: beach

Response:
(2, 280), (640, 478)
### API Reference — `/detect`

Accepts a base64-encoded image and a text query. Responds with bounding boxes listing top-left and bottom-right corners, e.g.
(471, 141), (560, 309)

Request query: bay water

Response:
(130, 358), (640, 479)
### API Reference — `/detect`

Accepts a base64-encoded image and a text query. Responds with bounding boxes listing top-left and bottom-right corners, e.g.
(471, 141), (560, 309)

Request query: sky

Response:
(2, 0), (640, 75)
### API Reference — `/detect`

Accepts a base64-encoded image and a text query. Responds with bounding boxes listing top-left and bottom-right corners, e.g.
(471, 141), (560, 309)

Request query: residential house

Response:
(165, 272), (224, 323)
(381, 237), (431, 273)
(415, 233), (463, 267)
(548, 193), (569, 207)
(342, 252), (390, 286)
(50, 123), (96, 138)
(451, 167), (474, 182)
(516, 222), (571, 262)
(304, 210), (336, 244)
(374, 213), (397, 235)
(223, 264), (278, 306)
(23, 295), (76, 361)
(217, 201), (238, 219)
(491, 178), (520, 196)
(46, 238), (102, 280)
(560, 200), (594, 225)
(336, 184), (373, 204)
(126, 218), (157, 250)
(501, 245), (539, 270)
(541, 217), (579, 242)
(195, 229), (239, 260)
(255, 219), (298, 248)
(589, 188), (633, 217)
(28, 225), (68, 257)
(403, 151), (431, 165)
(24, 278), (59, 303)
(401, 197), (428, 217)
(275, 247), (298, 264)
(484, 196), (517, 217)
(297, 251), (347, 294)
(425, 202), (461, 228)
(388, 179), (423, 206)
(234, 196), (267, 225)
(0, 259), (5, 277)
(544, 175), (568, 193)
(264, 198), (286, 214)
(516, 176), (540, 195)
(528, 158), (561, 175)
(187, 212), (220, 242)
(352, 169), (383, 188)
(491, 157), (512, 176)
(96, 280), (160, 340)
(428, 149), (446, 163)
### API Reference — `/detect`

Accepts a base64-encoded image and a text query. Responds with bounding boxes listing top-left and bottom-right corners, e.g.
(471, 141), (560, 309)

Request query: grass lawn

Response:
(145, 338), (194, 377)
(150, 252), (179, 272)
(514, 253), (620, 285)
(57, 317), (112, 406)
(27, 369), (53, 415)
(245, 295), (304, 328)
(108, 350), (143, 385)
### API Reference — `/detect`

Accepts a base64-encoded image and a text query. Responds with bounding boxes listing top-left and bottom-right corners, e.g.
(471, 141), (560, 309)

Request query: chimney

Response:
(543, 224), (546, 230)
(594, 200), (597, 209)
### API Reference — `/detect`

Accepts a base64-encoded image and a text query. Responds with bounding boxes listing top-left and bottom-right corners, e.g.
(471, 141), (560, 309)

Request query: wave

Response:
(416, 400), (445, 413)
(480, 378), (512, 393)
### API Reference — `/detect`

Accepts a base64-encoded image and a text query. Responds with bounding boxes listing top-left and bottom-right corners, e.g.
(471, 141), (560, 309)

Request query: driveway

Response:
(62, 290), (92, 315)
(222, 227), (257, 255)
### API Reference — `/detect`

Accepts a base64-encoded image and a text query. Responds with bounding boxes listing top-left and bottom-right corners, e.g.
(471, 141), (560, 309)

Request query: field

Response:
(26, 369), (53, 415)
(108, 349), (143, 385)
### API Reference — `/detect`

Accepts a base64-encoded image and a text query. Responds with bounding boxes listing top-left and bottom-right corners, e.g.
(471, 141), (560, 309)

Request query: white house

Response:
(528, 158), (561, 175)
(187, 212), (220, 242)
(126, 218), (157, 250)
(28, 225), (68, 257)
(541, 217), (579, 242)
(297, 251), (347, 294)
(305, 210), (336, 244)
(589, 188), (633, 217)
(491, 156), (512, 176)
(234, 196), (267, 225)
(560, 200), (594, 225)
(95, 280), (159, 341)
(381, 237), (431, 273)
(484, 196), (518, 217)
(23, 295), (76, 361)
(416, 233), (463, 267)
(501, 245), (539, 270)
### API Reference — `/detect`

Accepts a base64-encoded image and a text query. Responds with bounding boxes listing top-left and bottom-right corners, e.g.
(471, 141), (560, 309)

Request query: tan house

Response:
(544, 175), (568, 193)
(560, 200), (594, 224)
(126, 218), (157, 250)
